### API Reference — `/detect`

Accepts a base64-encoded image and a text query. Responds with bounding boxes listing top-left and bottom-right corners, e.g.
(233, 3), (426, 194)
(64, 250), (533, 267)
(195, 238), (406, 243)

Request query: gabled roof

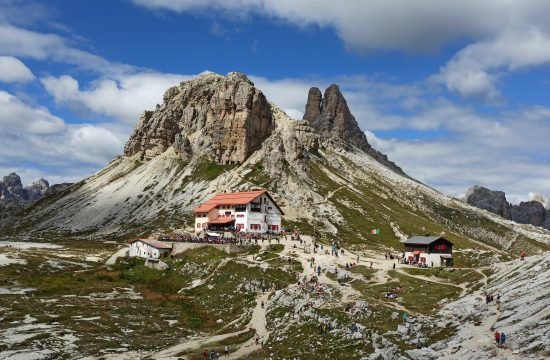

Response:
(404, 236), (452, 245)
(130, 238), (172, 249)
(193, 190), (284, 215)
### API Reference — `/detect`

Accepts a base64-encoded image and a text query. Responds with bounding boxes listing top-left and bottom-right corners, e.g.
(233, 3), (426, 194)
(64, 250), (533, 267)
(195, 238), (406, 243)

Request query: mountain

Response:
(6, 72), (550, 257)
(465, 185), (550, 230)
(0, 173), (58, 227)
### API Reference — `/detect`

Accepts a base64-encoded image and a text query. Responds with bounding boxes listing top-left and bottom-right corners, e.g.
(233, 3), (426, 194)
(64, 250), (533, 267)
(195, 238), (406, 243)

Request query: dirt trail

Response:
(104, 246), (129, 265)
(226, 291), (271, 359)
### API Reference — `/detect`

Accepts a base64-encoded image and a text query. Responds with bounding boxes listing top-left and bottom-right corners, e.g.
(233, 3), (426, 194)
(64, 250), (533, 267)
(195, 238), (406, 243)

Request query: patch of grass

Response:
(190, 159), (236, 181)
(401, 267), (484, 285)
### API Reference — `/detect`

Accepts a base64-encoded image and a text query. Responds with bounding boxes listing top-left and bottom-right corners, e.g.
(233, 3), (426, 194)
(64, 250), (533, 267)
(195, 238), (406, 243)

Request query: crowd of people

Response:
(160, 230), (288, 245)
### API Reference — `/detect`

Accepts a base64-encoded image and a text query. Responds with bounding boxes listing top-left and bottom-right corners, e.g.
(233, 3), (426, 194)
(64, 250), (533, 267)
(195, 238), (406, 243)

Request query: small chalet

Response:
(403, 236), (454, 267)
(129, 239), (172, 259)
(193, 190), (284, 233)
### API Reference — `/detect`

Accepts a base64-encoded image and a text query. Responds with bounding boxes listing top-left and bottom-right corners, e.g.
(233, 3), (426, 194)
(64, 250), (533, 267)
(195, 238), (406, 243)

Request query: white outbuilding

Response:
(129, 239), (172, 259)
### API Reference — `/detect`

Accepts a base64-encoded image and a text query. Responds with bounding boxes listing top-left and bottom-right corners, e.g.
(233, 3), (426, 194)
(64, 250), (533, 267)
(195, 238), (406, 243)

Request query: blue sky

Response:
(1, 0), (550, 205)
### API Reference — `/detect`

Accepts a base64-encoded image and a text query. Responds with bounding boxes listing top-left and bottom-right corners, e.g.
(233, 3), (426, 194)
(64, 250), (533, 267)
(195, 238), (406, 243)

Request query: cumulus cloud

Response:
(131, 1), (550, 51)
(41, 72), (190, 123)
(434, 30), (550, 100)
(131, 1), (550, 101)
(528, 192), (545, 204)
(0, 56), (34, 83)
(0, 24), (132, 76)
(0, 90), (123, 184)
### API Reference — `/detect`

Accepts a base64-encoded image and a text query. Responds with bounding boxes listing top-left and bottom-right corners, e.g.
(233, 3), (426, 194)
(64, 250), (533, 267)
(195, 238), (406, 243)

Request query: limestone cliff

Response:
(124, 72), (275, 165)
(465, 185), (550, 230)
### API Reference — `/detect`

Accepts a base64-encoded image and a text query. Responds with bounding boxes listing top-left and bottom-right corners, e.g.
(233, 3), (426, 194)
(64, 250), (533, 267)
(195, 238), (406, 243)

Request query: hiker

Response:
(224, 345), (229, 356)
(402, 312), (408, 325)
(261, 301), (264, 309)
(203, 349), (208, 359)
(317, 265), (321, 276)
(385, 252), (388, 259)
(370, 261), (373, 269)
(210, 350), (215, 360)
(216, 352), (220, 359)
(500, 332), (506, 347)
(357, 254), (360, 263)
(520, 250), (526, 261)
(494, 330), (500, 345)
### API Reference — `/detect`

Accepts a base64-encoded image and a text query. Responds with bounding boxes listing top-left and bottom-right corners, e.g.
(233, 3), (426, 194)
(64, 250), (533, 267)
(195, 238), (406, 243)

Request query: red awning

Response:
(208, 217), (236, 225)
(412, 250), (422, 255)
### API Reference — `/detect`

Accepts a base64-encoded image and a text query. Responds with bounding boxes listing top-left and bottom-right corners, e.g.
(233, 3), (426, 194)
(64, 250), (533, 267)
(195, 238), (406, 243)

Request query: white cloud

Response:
(435, 30), (550, 99)
(0, 56), (34, 83)
(41, 72), (190, 123)
(131, 1), (550, 101)
(0, 24), (132, 76)
(0, 90), (123, 184)
(131, 1), (550, 52)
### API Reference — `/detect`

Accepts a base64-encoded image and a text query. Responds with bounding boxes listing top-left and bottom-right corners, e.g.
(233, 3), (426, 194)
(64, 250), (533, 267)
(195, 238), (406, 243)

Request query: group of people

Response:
(494, 330), (507, 347)
(485, 293), (500, 304)
(203, 346), (229, 359)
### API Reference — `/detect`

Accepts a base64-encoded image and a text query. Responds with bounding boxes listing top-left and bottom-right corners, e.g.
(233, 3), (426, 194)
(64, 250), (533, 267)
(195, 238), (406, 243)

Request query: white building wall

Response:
(404, 251), (443, 267)
(129, 241), (169, 259)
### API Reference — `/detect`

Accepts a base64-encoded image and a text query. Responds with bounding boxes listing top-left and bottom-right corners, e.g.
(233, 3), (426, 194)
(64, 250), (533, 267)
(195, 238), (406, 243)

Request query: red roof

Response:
(193, 190), (284, 215)
(130, 238), (172, 249)
(193, 190), (266, 213)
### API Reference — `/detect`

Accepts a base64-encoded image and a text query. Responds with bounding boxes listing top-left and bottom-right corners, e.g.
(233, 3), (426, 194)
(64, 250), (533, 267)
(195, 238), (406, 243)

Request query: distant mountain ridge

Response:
(6, 72), (550, 257)
(465, 185), (550, 230)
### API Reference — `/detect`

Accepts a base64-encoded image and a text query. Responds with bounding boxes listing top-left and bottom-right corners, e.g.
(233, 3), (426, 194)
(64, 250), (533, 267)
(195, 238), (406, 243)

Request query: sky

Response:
(1, 0), (550, 205)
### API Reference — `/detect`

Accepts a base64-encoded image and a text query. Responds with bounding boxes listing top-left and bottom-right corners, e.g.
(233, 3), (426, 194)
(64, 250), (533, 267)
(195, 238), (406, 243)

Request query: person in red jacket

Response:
(494, 331), (501, 346)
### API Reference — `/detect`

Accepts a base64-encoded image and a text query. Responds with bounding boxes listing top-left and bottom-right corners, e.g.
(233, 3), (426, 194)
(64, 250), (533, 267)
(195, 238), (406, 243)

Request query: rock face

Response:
(303, 84), (404, 175)
(465, 185), (550, 230)
(0, 173), (54, 228)
(124, 72), (275, 165)
(465, 185), (511, 219)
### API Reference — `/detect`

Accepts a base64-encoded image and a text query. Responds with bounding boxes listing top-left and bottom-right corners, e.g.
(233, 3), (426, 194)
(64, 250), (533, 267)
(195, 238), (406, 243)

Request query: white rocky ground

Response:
(416, 253), (550, 360)
(1, 236), (549, 359)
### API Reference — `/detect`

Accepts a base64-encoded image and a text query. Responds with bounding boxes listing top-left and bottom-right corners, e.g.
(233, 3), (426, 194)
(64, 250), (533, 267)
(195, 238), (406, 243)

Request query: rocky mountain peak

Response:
(465, 185), (511, 219)
(124, 72), (274, 165)
(303, 84), (404, 175)
(4, 172), (23, 189)
(465, 184), (550, 229)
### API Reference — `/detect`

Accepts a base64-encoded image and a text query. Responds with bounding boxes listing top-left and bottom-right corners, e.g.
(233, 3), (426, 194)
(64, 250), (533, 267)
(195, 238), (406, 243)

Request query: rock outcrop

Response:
(303, 84), (404, 175)
(0, 173), (53, 229)
(124, 72), (275, 165)
(464, 185), (511, 219)
(465, 185), (550, 230)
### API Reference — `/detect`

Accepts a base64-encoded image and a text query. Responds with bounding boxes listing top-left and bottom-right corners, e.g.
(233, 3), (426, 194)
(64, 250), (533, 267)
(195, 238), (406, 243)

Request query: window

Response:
(196, 223), (201, 228)
(264, 198), (267, 204)
(250, 202), (261, 212)
(268, 225), (279, 231)
(236, 223), (244, 230)
(235, 204), (247, 212)
(250, 224), (261, 230)
(267, 206), (273, 210)
(225, 211), (231, 216)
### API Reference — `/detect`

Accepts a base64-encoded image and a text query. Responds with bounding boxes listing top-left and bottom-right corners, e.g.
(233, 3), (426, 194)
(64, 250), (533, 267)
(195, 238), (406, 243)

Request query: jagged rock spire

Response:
(303, 84), (404, 174)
